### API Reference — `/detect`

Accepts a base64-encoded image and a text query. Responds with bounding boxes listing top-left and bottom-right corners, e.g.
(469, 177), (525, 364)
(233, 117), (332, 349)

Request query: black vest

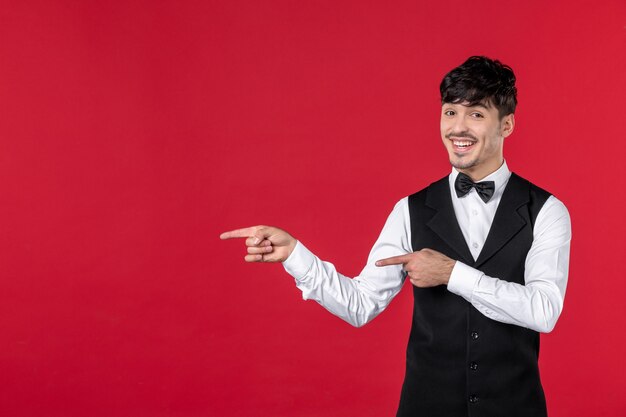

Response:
(396, 173), (551, 417)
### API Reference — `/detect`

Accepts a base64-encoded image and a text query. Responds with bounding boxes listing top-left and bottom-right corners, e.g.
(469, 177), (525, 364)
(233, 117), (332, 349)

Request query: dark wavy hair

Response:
(440, 56), (517, 119)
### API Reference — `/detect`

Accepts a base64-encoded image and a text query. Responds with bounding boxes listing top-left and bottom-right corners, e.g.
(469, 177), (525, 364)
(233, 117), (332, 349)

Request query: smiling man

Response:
(221, 56), (571, 417)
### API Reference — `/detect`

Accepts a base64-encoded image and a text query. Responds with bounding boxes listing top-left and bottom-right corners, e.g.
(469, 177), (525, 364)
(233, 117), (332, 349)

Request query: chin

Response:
(450, 157), (479, 170)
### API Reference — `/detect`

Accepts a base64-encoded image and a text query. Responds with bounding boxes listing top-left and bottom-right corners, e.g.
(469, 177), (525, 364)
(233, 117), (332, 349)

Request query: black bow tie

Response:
(454, 172), (495, 203)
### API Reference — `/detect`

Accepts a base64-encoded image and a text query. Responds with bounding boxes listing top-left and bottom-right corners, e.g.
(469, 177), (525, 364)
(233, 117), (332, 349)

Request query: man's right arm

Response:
(221, 198), (412, 327)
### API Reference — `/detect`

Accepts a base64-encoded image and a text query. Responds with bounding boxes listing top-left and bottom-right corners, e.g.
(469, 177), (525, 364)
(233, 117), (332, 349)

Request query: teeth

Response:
(453, 140), (474, 147)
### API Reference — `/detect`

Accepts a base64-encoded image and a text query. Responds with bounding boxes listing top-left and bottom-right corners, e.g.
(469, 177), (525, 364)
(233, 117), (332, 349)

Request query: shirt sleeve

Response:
(281, 198), (412, 327)
(447, 195), (571, 333)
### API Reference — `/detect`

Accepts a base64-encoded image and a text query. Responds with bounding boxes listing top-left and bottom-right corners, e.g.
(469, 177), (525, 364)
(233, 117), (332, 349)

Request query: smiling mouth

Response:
(450, 138), (477, 152)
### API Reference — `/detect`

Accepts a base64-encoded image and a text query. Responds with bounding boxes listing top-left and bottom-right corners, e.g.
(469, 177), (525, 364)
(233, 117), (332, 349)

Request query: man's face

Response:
(440, 101), (514, 180)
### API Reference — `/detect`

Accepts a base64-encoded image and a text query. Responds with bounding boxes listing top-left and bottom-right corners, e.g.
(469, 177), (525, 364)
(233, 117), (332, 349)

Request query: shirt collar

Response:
(449, 160), (511, 201)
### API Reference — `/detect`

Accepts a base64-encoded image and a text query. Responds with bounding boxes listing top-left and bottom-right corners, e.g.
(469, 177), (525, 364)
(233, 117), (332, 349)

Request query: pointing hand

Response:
(376, 248), (456, 287)
(220, 225), (297, 263)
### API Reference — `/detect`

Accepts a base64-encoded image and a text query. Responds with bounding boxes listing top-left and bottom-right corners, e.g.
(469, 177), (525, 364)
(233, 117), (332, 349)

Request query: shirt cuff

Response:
(282, 240), (315, 281)
(447, 261), (483, 302)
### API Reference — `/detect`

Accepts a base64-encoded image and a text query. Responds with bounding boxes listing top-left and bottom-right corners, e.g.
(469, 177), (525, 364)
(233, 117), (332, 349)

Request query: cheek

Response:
(440, 121), (451, 140)
(484, 135), (502, 153)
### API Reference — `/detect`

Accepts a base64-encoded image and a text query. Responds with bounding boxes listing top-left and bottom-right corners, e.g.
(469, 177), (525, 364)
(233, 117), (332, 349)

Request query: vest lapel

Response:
(425, 177), (474, 265)
(474, 173), (529, 268)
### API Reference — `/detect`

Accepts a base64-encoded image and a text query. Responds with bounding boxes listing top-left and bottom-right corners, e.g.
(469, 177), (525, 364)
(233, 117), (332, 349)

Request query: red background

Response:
(1, 1), (625, 416)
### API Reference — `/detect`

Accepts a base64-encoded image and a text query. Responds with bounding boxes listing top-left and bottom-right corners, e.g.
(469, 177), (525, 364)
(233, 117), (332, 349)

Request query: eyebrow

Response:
(466, 103), (489, 110)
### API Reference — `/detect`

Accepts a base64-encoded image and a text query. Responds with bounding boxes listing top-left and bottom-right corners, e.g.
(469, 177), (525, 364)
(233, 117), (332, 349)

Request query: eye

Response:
(444, 110), (455, 116)
(470, 112), (484, 118)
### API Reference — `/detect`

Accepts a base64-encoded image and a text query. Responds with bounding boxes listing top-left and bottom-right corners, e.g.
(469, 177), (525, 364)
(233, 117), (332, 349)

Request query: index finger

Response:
(220, 227), (259, 240)
(375, 254), (411, 267)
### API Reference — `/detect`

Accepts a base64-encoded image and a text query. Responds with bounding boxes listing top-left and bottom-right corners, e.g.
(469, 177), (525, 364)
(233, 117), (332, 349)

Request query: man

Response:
(221, 56), (571, 416)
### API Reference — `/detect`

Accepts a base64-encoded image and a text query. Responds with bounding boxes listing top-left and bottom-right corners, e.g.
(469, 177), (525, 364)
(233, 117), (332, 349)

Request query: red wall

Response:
(1, 1), (625, 416)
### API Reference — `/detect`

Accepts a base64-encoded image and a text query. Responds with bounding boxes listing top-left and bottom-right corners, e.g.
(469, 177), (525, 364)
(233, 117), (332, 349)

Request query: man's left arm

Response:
(447, 196), (571, 333)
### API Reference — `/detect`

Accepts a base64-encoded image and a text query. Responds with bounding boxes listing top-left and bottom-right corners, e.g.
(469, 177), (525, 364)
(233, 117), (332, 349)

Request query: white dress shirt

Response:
(282, 162), (571, 332)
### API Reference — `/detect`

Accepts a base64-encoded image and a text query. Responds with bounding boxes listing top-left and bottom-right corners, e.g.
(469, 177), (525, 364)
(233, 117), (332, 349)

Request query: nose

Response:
(450, 114), (467, 133)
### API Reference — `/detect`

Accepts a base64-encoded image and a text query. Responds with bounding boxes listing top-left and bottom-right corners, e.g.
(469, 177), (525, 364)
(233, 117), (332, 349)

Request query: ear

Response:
(501, 114), (515, 138)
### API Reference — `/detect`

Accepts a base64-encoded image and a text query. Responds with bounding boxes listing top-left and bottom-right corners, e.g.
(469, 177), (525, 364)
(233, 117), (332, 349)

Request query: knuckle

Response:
(248, 235), (264, 246)
(411, 278), (425, 288)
